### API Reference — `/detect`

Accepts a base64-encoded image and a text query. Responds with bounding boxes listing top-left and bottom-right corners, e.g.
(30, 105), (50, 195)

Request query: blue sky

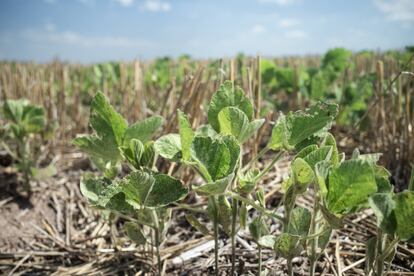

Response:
(0, 0), (413, 62)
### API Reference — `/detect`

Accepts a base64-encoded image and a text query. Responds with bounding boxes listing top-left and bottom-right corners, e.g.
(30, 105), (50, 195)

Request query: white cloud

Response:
(44, 23), (56, 32)
(285, 29), (307, 39)
(20, 27), (153, 49)
(373, 0), (414, 24)
(251, 24), (266, 34)
(113, 0), (134, 7)
(258, 0), (300, 6)
(278, 18), (300, 28)
(141, 0), (171, 12)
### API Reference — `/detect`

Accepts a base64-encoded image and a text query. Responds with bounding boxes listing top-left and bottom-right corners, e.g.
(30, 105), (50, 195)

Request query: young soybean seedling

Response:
(73, 92), (188, 275)
(156, 81), (265, 275)
(1, 99), (56, 194)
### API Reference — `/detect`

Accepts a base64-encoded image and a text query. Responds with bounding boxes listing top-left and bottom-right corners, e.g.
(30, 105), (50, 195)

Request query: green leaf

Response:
(274, 233), (302, 259)
(315, 161), (330, 197)
(194, 174), (234, 196)
(195, 124), (218, 138)
(90, 92), (127, 147)
(258, 235), (277, 249)
(296, 144), (318, 159)
(3, 99), (46, 134)
(80, 174), (109, 204)
(287, 207), (311, 236)
(146, 174), (188, 207)
(124, 222), (147, 245)
(208, 81), (254, 132)
(394, 191), (414, 241)
(320, 204), (343, 229)
(368, 193), (396, 235)
(119, 170), (155, 206)
(186, 214), (211, 236)
(177, 110), (194, 161)
(249, 217), (269, 241)
(326, 159), (377, 214)
(268, 102), (338, 151)
(218, 106), (249, 140)
(73, 92), (127, 161)
(291, 158), (314, 185)
(303, 146), (333, 169)
(238, 168), (260, 193)
(123, 115), (163, 145)
(191, 136), (239, 181)
(322, 133), (339, 165)
(121, 139), (145, 169)
(154, 134), (182, 161)
(217, 195), (232, 235)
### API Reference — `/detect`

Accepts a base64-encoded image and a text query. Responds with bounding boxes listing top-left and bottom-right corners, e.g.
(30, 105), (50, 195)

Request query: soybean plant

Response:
(1, 99), (56, 194)
(74, 92), (188, 275)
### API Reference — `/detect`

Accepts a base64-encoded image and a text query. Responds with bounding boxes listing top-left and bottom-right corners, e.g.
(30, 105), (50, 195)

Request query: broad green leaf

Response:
(80, 174), (110, 204)
(146, 174), (188, 207)
(208, 81), (254, 132)
(291, 158), (314, 185)
(287, 207), (311, 236)
(303, 146), (333, 169)
(326, 159), (377, 214)
(268, 102), (338, 151)
(191, 136), (239, 181)
(258, 235), (277, 249)
(194, 174), (234, 196)
(105, 192), (134, 213)
(89, 92), (127, 147)
(274, 233), (302, 259)
(296, 144), (318, 159)
(186, 214), (211, 236)
(124, 222), (147, 245)
(394, 191), (414, 241)
(177, 110), (194, 161)
(154, 134), (182, 161)
(238, 169), (260, 193)
(315, 161), (330, 197)
(123, 115), (163, 145)
(3, 99), (45, 134)
(243, 119), (265, 143)
(121, 139), (144, 169)
(249, 217), (269, 241)
(368, 193), (396, 235)
(322, 133), (339, 165)
(73, 92), (127, 161)
(218, 106), (249, 141)
(195, 124), (218, 138)
(376, 177), (393, 193)
(119, 170), (155, 206)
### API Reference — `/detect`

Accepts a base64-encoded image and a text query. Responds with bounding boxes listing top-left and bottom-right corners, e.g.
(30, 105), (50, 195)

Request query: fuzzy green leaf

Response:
(268, 102), (338, 151)
(274, 233), (302, 259)
(177, 110), (194, 161)
(394, 191), (414, 241)
(326, 159), (377, 214)
(369, 193), (396, 235)
(194, 174), (234, 196)
(123, 115), (163, 145)
(154, 134), (182, 161)
(124, 222), (147, 245)
(146, 174), (188, 207)
(287, 207), (311, 236)
(291, 158), (314, 185)
(208, 81), (253, 132)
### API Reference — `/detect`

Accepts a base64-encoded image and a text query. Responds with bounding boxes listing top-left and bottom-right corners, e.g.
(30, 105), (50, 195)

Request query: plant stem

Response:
(309, 193), (320, 276)
(287, 257), (293, 276)
(376, 229), (384, 276)
(226, 192), (284, 221)
(242, 146), (270, 172)
(231, 198), (238, 276)
(211, 196), (219, 276)
(258, 245), (262, 276)
(151, 210), (162, 276)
